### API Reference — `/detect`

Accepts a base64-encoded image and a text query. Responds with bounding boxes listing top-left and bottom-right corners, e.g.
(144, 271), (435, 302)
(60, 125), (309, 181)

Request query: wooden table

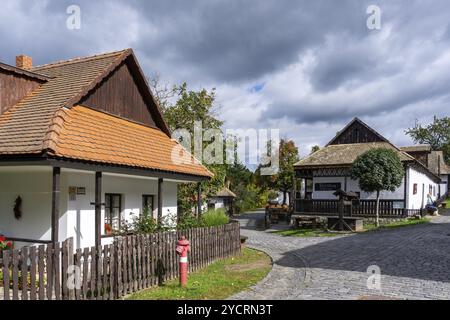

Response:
(291, 215), (323, 229)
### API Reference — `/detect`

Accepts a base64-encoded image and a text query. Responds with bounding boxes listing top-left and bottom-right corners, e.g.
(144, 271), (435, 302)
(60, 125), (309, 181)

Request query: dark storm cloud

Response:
(1, 0), (450, 150)
(129, 0), (369, 82)
(0, 0), (369, 82)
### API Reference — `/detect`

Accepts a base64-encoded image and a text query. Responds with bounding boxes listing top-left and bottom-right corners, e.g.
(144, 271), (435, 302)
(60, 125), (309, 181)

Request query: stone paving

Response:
(231, 210), (450, 300)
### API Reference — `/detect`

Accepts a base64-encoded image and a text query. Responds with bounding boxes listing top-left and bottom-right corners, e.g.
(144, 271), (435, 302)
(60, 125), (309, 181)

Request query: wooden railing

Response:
(0, 222), (241, 300)
(295, 199), (421, 218)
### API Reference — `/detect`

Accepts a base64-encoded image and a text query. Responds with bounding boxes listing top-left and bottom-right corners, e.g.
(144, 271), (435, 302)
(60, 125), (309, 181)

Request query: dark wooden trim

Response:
(51, 167), (60, 244)
(5, 237), (52, 244)
(63, 49), (171, 136)
(0, 62), (50, 81)
(142, 194), (155, 216)
(157, 178), (163, 224)
(0, 156), (210, 182)
(77, 104), (163, 132)
(124, 53), (172, 136)
(197, 182), (202, 216)
(326, 117), (389, 146)
(404, 165), (408, 206)
(104, 193), (122, 232)
(63, 50), (131, 111)
(95, 172), (102, 248)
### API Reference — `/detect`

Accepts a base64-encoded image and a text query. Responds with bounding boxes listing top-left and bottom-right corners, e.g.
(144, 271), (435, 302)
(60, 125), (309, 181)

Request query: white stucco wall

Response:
(0, 167), (54, 247)
(439, 174), (448, 197)
(0, 166), (180, 249)
(312, 176), (405, 201)
(212, 198), (225, 210)
(311, 166), (439, 210)
(406, 167), (439, 210)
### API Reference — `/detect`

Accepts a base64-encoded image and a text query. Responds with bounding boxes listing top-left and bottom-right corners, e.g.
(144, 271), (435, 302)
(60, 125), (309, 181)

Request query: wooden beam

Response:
(51, 167), (60, 244)
(95, 172), (102, 248)
(197, 182), (202, 216)
(158, 178), (163, 224)
(404, 165), (408, 210)
(0, 157), (210, 182)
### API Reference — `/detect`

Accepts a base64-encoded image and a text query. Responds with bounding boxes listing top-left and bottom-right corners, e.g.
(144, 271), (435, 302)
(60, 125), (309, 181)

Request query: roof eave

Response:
(0, 62), (51, 82)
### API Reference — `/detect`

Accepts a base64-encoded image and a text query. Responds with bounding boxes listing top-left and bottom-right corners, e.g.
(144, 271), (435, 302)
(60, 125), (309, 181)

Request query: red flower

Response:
(0, 236), (5, 242)
(6, 242), (13, 247)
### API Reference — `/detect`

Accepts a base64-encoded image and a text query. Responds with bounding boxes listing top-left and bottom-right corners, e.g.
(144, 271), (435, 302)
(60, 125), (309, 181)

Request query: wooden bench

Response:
(327, 217), (363, 232)
(291, 215), (323, 229)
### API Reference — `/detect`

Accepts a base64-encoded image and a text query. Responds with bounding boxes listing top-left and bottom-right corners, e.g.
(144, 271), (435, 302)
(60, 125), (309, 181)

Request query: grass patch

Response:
(126, 248), (271, 300)
(272, 228), (340, 238)
(444, 198), (450, 207)
(363, 217), (430, 232)
(272, 217), (431, 238)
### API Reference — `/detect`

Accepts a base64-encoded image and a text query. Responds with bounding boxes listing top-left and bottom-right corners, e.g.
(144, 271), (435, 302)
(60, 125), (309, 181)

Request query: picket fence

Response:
(0, 222), (241, 300)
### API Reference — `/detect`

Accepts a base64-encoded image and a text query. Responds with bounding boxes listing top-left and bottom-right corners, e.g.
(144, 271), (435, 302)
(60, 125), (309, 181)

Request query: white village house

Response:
(0, 50), (212, 249)
(294, 118), (449, 217)
(207, 186), (237, 216)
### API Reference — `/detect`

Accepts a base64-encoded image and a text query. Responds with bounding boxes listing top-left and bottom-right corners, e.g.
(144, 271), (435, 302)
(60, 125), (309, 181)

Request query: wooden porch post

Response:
(158, 178), (163, 224)
(197, 182), (202, 216)
(293, 178), (297, 211)
(304, 178), (309, 199)
(51, 167), (61, 244)
(95, 172), (102, 248)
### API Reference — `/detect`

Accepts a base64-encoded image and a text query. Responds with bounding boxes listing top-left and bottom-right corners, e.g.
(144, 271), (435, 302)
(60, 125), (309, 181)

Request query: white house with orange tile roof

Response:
(0, 50), (211, 249)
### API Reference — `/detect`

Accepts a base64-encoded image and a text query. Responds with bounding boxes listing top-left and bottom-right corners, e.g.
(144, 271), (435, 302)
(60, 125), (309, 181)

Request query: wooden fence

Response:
(0, 222), (241, 300)
(295, 199), (422, 218)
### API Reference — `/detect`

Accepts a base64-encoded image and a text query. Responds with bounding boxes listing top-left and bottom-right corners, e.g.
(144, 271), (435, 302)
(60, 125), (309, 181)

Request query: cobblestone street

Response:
(231, 211), (450, 300)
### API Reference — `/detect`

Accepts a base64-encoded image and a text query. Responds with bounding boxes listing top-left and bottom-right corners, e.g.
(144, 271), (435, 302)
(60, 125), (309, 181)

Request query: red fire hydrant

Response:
(176, 236), (190, 287)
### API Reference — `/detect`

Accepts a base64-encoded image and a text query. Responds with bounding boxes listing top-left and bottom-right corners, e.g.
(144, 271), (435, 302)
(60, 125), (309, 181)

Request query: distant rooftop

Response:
(400, 145), (432, 152)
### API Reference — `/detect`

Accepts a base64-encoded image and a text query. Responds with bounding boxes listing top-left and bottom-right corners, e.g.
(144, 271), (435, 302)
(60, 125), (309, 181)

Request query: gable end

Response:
(327, 118), (388, 145)
(79, 58), (157, 128)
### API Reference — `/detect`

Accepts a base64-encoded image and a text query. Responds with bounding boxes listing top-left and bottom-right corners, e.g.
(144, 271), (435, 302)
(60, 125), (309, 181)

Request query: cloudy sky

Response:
(1, 0), (449, 158)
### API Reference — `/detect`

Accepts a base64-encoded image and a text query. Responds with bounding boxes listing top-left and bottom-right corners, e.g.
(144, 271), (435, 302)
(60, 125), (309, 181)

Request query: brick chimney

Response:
(16, 55), (33, 70)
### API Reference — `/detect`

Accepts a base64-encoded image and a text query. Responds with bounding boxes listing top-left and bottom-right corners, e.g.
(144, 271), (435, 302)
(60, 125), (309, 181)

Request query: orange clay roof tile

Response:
(0, 50), (212, 178)
(50, 105), (212, 177)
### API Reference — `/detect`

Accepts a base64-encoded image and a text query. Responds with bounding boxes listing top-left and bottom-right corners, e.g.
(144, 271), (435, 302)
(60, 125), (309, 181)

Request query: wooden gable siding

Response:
(404, 151), (428, 167)
(80, 60), (157, 127)
(330, 120), (385, 145)
(0, 70), (42, 115)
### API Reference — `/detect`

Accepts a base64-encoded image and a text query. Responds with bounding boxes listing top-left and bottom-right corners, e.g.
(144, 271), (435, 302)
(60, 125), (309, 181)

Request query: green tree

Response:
(350, 148), (404, 227)
(163, 83), (222, 131)
(310, 145), (320, 154)
(159, 82), (226, 215)
(406, 116), (450, 162)
(276, 139), (299, 205)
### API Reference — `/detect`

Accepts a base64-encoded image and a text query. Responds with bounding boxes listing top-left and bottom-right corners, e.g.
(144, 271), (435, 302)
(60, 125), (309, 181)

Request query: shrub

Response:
(131, 213), (159, 234)
(177, 213), (204, 230)
(201, 209), (229, 227)
(267, 190), (279, 201)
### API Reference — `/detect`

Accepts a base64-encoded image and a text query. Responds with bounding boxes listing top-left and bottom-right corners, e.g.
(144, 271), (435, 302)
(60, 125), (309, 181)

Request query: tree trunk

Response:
(375, 190), (380, 227)
(282, 190), (287, 205)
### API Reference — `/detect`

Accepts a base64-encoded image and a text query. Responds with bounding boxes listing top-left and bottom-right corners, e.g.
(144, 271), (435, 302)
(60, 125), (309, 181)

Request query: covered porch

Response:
(292, 166), (421, 218)
(0, 160), (205, 249)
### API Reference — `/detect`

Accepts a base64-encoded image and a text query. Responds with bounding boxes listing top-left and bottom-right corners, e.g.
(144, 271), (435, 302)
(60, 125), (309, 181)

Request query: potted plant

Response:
(104, 223), (113, 235)
(0, 235), (13, 251)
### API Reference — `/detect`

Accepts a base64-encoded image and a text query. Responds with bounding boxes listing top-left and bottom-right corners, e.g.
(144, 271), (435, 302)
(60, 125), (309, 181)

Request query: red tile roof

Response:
(50, 105), (212, 177)
(0, 50), (127, 154)
(0, 50), (212, 178)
